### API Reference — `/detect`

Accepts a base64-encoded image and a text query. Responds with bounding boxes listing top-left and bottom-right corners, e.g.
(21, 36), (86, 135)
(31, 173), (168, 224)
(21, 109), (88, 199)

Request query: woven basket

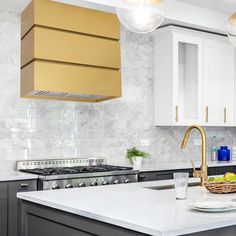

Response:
(205, 181), (236, 194)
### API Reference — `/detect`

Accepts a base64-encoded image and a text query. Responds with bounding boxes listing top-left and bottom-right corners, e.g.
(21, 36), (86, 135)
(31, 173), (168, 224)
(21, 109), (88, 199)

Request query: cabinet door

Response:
(0, 199), (7, 236)
(8, 180), (37, 236)
(173, 34), (204, 126)
(203, 39), (235, 126)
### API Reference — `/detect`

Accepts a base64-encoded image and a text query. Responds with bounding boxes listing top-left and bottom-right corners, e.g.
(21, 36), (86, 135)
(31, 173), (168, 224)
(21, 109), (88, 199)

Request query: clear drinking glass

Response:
(173, 172), (189, 200)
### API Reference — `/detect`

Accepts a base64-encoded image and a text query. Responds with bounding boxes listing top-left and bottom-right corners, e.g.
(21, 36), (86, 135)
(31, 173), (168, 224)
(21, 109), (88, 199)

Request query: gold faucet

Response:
(181, 125), (208, 186)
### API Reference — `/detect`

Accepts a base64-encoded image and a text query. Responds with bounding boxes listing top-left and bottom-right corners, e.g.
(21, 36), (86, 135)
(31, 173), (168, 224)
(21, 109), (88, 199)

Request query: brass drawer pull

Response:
(205, 106), (208, 123)
(224, 107), (227, 123)
(175, 105), (179, 122)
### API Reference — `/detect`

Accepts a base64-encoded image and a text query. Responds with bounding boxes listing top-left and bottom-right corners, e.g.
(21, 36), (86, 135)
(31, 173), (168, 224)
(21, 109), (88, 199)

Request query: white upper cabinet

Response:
(153, 26), (235, 127)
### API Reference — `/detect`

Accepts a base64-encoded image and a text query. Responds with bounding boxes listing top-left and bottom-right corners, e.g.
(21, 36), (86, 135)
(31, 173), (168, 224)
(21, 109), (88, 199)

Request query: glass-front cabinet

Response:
(173, 35), (203, 125)
(153, 26), (235, 127)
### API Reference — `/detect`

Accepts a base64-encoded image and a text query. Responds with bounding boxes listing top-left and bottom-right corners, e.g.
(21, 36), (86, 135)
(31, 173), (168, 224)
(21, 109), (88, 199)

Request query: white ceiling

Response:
(175, 0), (236, 14)
(0, 0), (115, 13)
(0, 0), (231, 34)
(1, 0), (236, 15)
(0, 0), (30, 13)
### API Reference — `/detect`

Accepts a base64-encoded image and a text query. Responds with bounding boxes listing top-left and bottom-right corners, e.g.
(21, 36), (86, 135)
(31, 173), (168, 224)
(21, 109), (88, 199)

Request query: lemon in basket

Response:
(224, 172), (236, 180)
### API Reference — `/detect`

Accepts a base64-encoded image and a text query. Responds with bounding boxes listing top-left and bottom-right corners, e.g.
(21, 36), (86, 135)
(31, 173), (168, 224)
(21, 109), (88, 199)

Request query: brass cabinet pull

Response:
(224, 107), (227, 123)
(175, 105), (179, 122)
(205, 106), (208, 123)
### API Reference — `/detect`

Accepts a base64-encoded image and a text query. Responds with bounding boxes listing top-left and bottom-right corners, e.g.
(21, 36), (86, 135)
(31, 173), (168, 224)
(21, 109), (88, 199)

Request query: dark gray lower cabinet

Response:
(0, 183), (8, 236)
(8, 180), (37, 236)
(0, 180), (37, 236)
(20, 200), (236, 236)
(20, 201), (149, 236)
(139, 166), (236, 182)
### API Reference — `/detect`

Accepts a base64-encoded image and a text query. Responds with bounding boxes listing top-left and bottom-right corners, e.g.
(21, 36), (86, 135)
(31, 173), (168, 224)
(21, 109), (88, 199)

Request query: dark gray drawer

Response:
(0, 183), (7, 200)
(156, 171), (173, 180)
(11, 180), (37, 193)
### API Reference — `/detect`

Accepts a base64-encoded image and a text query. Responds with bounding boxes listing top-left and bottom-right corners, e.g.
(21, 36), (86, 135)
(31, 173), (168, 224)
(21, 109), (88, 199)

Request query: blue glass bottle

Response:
(218, 146), (230, 161)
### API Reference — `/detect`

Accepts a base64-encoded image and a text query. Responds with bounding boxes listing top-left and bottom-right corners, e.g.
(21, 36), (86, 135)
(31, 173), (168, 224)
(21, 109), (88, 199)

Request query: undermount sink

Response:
(145, 182), (200, 190)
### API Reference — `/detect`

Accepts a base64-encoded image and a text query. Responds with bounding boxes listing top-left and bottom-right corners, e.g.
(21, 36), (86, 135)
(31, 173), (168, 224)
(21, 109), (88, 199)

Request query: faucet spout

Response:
(181, 125), (208, 186)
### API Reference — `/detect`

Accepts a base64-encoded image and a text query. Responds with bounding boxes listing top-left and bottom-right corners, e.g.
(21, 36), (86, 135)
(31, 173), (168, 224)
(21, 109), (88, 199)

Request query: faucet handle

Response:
(191, 160), (196, 172)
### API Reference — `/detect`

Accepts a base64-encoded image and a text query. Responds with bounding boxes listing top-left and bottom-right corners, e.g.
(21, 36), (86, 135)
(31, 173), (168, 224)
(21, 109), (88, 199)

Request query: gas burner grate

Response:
(21, 165), (133, 176)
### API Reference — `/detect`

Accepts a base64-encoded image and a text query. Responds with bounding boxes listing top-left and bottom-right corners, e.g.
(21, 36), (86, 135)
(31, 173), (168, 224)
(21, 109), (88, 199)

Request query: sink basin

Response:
(145, 182), (200, 190)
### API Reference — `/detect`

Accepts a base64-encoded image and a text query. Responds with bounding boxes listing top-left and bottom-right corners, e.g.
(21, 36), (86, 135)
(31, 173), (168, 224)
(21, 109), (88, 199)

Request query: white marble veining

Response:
(0, 9), (235, 171)
(18, 179), (236, 236)
(0, 171), (38, 181)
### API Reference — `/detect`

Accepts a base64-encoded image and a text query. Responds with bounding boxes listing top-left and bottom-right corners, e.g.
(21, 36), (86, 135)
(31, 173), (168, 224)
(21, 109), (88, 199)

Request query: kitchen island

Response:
(18, 179), (236, 236)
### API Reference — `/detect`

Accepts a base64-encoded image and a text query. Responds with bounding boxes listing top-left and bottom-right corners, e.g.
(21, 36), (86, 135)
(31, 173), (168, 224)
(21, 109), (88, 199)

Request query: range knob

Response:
(78, 182), (86, 187)
(102, 180), (109, 185)
(65, 184), (73, 188)
(113, 179), (120, 184)
(90, 181), (98, 186)
(124, 179), (130, 184)
(52, 185), (60, 190)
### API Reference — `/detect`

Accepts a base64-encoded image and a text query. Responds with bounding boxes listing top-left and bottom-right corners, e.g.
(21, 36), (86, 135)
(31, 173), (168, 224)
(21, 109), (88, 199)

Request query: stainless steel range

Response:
(17, 158), (138, 190)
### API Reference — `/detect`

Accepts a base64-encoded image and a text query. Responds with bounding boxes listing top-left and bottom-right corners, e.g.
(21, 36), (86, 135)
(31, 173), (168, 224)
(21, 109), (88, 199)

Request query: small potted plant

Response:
(127, 147), (150, 170)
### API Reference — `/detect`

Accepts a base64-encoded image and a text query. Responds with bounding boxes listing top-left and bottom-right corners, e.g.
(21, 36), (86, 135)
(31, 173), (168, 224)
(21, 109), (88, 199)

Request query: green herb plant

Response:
(126, 147), (150, 164)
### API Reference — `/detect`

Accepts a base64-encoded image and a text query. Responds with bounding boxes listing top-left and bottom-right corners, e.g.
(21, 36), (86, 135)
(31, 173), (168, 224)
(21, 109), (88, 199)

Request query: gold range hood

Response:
(21, 0), (121, 102)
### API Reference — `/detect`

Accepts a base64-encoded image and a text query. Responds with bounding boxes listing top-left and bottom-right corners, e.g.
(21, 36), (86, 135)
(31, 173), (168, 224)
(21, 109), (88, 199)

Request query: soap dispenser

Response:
(211, 136), (217, 161)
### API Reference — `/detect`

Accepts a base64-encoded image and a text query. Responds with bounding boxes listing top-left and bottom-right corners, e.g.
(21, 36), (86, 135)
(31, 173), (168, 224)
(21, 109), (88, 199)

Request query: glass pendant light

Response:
(116, 0), (164, 34)
(228, 12), (236, 46)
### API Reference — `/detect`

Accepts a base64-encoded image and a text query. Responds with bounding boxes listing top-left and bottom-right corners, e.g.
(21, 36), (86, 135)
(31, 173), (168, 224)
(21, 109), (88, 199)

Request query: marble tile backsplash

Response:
(0, 10), (236, 171)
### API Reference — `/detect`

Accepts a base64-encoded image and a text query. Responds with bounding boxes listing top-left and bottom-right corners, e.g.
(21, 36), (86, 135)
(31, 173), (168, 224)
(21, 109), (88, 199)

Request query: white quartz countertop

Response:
(0, 171), (38, 182)
(17, 178), (236, 236)
(139, 160), (236, 172)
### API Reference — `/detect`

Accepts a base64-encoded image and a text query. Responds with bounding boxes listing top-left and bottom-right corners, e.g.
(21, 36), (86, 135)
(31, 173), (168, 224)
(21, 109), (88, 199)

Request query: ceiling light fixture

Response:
(228, 12), (236, 46)
(116, 0), (164, 34)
